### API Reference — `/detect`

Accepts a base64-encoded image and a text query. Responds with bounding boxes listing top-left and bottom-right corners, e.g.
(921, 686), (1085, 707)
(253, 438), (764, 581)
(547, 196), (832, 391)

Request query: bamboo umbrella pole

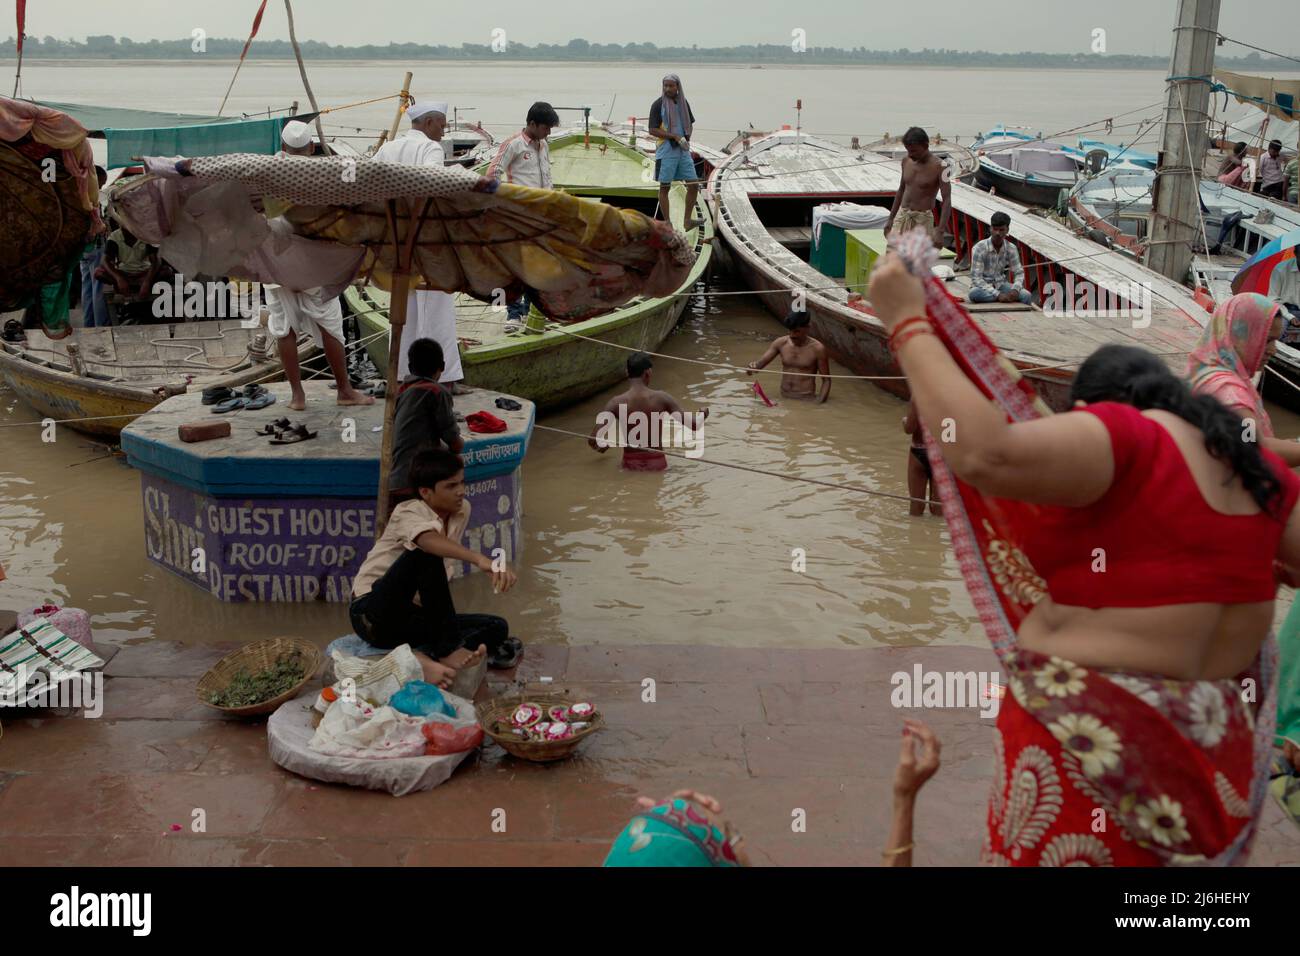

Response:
(283, 0), (328, 148)
(382, 72), (415, 149)
(375, 269), (410, 527)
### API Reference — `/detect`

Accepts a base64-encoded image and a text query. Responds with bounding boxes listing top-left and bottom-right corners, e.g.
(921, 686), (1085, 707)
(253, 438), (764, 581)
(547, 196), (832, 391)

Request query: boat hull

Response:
(350, 292), (696, 411)
(975, 163), (1071, 208)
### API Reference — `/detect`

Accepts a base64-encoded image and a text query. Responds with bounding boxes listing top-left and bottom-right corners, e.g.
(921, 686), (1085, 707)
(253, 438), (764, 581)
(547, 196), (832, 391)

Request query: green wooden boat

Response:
(344, 130), (712, 411)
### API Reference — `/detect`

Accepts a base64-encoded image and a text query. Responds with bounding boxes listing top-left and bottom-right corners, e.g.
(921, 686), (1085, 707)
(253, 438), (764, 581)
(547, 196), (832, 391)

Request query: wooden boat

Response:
(858, 135), (979, 181)
(345, 130), (713, 411)
(1068, 166), (1300, 410)
(709, 130), (1210, 411)
(600, 120), (727, 179)
(973, 128), (1079, 208)
(0, 322), (318, 440)
(444, 121), (495, 168)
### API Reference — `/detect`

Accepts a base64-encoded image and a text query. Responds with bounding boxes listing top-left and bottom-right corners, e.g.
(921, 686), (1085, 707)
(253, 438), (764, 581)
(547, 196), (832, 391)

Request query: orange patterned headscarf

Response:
(1185, 293), (1281, 437)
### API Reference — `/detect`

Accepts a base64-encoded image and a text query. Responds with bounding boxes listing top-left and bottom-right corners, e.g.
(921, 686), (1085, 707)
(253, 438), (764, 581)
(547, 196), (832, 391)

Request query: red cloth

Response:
(887, 228), (1281, 866)
(464, 410), (508, 434)
(1024, 401), (1299, 608)
(621, 448), (668, 471)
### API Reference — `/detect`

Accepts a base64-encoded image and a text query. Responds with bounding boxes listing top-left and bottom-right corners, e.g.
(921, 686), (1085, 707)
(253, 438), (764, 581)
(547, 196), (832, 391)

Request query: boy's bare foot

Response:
(337, 387), (375, 406)
(439, 644), (487, 671)
(287, 391), (307, 411)
(414, 650), (456, 689)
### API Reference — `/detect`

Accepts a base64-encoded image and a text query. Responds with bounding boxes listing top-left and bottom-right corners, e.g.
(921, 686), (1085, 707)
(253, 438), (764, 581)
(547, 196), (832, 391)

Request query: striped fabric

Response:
(0, 619), (104, 705)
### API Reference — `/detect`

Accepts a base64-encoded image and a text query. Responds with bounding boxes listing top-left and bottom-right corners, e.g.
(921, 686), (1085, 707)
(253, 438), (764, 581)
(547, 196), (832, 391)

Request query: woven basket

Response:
(476, 688), (603, 763)
(197, 637), (322, 718)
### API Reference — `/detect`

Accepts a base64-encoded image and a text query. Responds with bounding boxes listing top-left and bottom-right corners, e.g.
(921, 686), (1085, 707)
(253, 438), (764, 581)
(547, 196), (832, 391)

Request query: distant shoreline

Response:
(6, 56), (1300, 75)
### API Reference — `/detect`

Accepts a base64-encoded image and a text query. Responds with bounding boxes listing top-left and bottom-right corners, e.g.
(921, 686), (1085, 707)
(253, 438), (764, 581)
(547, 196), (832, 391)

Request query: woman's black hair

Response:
(1070, 344), (1283, 517)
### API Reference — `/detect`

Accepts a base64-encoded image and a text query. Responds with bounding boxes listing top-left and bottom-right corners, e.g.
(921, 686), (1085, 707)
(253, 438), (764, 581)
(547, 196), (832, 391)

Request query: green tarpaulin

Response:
(30, 100), (299, 169)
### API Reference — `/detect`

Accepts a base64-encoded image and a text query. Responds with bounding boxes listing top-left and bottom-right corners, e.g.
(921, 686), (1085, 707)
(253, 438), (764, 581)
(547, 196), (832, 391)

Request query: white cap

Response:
(281, 120), (312, 149)
(407, 100), (448, 122)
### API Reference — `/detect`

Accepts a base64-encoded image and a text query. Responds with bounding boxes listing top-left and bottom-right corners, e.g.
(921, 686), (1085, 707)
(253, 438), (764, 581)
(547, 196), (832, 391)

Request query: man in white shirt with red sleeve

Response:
(488, 102), (560, 329)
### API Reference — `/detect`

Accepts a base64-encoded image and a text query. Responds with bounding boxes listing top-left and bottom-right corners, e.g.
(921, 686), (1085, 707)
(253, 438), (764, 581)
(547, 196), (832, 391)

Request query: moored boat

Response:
(973, 130), (1079, 208)
(0, 322), (319, 441)
(345, 130), (713, 410)
(709, 130), (1209, 411)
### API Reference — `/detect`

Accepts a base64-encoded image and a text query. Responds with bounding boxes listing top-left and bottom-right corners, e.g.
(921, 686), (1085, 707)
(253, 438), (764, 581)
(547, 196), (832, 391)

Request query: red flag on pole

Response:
(16, 0), (26, 55)
(240, 0), (269, 61)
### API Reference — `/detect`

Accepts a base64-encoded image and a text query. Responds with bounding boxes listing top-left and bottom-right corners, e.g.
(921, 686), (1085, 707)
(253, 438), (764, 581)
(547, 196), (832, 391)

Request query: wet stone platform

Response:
(1, 639), (1297, 867)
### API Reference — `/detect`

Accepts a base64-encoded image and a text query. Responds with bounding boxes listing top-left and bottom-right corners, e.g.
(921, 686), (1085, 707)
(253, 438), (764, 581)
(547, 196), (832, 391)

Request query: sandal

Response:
(269, 424), (318, 445)
(494, 397), (522, 412)
(254, 417), (292, 436)
(245, 392), (277, 411)
(243, 383), (268, 399)
(202, 385), (236, 406)
(211, 397), (247, 413)
(488, 637), (523, 670)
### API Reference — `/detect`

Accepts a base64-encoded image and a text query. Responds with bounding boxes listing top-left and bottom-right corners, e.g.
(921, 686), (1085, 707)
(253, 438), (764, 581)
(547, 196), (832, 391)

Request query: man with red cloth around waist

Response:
(588, 352), (708, 471)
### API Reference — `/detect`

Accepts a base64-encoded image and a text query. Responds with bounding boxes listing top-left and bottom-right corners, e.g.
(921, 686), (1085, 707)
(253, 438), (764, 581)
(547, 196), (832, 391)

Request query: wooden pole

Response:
(376, 72), (414, 152)
(283, 0), (329, 149)
(1147, 0), (1221, 282)
(375, 269), (410, 527)
(12, 44), (22, 98)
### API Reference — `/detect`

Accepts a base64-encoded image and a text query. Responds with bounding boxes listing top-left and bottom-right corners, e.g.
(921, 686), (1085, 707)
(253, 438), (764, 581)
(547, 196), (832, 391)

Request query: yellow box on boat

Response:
(845, 229), (954, 295)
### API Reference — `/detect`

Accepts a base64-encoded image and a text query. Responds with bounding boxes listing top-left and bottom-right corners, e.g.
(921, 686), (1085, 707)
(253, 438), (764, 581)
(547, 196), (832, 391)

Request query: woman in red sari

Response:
(870, 236), (1300, 865)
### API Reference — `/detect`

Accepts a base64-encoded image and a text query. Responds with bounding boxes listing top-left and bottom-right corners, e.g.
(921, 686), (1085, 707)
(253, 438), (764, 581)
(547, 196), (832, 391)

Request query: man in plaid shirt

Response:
(968, 211), (1032, 304)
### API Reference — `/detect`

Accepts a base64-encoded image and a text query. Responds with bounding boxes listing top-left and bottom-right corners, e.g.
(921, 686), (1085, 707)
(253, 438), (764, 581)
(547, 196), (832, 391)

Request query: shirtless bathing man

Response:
(589, 352), (709, 470)
(747, 312), (831, 403)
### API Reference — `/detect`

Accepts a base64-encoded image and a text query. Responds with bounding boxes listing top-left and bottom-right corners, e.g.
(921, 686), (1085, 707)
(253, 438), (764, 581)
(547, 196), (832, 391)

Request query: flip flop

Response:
(211, 397), (247, 414)
(243, 384), (268, 400)
(254, 417), (291, 436)
(494, 397), (522, 412)
(244, 392), (277, 411)
(269, 424), (318, 445)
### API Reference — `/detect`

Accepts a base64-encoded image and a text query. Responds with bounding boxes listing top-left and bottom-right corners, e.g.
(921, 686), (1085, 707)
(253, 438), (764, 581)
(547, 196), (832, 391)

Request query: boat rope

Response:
(531, 422), (932, 505)
(1213, 35), (1300, 70)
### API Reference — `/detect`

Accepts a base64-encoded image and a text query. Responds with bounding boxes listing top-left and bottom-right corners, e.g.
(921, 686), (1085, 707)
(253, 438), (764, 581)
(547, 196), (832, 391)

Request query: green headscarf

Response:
(603, 797), (740, 867)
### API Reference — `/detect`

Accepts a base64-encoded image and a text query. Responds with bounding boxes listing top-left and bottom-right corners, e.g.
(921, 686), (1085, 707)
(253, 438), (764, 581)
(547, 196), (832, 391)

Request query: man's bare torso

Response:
(608, 385), (678, 448)
(777, 336), (824, 398)
(900, 153), (944, 211)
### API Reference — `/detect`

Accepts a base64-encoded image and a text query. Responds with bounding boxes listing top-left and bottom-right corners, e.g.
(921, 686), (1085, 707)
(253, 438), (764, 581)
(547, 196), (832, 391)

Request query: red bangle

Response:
(887, 316), (932, 349)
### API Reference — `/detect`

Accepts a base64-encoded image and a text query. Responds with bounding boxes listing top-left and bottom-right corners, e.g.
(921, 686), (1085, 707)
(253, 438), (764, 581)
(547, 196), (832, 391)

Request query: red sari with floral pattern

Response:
(889, 230), (1281, 867)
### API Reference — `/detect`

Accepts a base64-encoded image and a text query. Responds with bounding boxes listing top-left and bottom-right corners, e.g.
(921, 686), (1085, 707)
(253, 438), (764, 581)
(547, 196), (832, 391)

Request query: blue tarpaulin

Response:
(104, 116), (283, 168)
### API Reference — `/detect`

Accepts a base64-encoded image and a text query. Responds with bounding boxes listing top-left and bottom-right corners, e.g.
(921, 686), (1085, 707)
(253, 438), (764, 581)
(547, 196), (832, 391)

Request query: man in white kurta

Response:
(373, 100), (466, 390)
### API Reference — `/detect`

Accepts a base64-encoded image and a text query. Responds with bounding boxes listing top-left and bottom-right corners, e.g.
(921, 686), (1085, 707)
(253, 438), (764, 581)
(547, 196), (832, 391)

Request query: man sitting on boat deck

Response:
(264, 121), (374, 411)
(1218, 141), (1249, 188)
(588, 351), (709, 471)
(375, 99), (478, 394)
(389, 338), (464, 510)
(884, 127), (951, 248)
(97, 219), (163, 320)
(967, 212), (1033, 305)
(1258, 139), (1287, 201)
(350, 449), (523, 686)
(747, 312), (831, 402)
(487, 102), (560, 331)
(648, 74), (703, 229)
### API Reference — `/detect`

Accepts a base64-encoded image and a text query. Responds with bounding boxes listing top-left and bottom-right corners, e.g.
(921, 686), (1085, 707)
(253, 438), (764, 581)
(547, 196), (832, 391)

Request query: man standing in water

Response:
(747, 313), (831, 403)
(884, 127), (951, 248)
(375, 99), (484, 392)
(265, 121), (374, 411)
(588, 352), (709, 471)
(647, 74), (702, 229)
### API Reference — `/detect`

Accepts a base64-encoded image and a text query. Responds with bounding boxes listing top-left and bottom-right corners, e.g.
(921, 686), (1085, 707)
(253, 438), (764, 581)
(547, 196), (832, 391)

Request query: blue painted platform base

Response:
(122, 381), (534, 603)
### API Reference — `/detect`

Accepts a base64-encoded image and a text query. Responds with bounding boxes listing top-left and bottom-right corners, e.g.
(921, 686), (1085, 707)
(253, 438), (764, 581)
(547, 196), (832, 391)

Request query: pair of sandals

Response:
(328, 379), (387, 398)
(210, 384), (276, 413)
(255, 417), (318, 444)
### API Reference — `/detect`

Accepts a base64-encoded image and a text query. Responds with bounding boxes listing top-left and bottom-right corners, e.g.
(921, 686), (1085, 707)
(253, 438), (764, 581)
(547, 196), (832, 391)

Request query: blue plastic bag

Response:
(390, 681), (456, 719)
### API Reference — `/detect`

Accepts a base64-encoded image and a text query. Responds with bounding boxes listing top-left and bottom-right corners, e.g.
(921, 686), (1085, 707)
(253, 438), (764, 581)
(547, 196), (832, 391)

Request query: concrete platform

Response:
(120, 381), (534, 496)
(1, 640), (1297, 867)
(118, 382), (534, 603)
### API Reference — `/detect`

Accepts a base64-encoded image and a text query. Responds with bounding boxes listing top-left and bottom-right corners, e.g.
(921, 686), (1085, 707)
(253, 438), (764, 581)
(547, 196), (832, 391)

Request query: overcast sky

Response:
(12, 0), (1297, 57)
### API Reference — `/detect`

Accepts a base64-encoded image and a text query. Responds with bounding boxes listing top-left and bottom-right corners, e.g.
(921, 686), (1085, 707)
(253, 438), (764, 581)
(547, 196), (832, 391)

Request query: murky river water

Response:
(4, 60), (1299, 651)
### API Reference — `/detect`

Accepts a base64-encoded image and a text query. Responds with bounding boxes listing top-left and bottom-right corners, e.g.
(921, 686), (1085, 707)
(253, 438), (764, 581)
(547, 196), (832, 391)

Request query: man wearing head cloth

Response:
(373, 98), (469, 390)
(647, 74), (703, 231)
(263, 120), (375, 410)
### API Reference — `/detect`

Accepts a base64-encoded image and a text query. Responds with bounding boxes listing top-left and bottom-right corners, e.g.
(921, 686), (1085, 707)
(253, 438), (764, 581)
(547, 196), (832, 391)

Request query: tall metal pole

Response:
(1146, 0), (1220, 283)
